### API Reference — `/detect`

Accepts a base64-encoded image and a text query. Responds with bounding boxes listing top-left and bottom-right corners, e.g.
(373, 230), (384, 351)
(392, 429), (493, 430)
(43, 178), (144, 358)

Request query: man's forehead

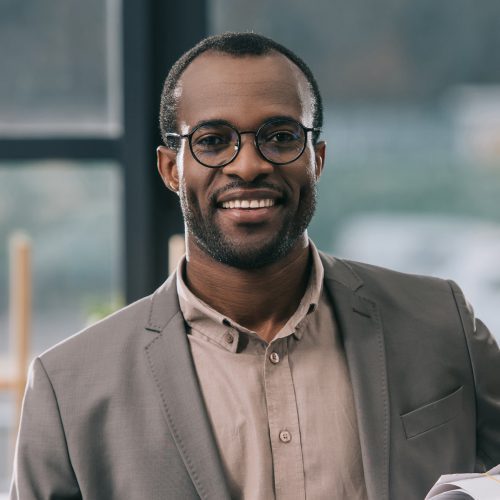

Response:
(175, 51), (314, 127)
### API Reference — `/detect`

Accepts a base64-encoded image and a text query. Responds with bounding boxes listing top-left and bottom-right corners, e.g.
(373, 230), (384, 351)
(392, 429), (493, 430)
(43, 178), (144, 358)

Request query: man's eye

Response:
(266, 131), (299, 143)
(194, 135), (232, 150)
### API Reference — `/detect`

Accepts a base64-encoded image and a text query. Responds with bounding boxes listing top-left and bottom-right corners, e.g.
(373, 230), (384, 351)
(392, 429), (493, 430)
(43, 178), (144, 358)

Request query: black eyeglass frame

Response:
(164, 118), (321, 168)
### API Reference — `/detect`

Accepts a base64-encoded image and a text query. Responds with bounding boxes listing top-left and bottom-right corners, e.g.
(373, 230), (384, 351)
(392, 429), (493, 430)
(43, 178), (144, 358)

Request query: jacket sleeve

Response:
(448, 280), (500, 471)
(10, 357), (81, 500)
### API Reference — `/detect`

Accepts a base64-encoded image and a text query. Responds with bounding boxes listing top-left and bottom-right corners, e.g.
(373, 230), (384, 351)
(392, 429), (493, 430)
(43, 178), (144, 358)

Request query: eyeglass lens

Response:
(190, 119), (306, 167)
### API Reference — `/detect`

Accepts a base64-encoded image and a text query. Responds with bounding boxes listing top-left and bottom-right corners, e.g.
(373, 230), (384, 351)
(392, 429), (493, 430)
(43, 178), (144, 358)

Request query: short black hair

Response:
(159, 32), (323, 147)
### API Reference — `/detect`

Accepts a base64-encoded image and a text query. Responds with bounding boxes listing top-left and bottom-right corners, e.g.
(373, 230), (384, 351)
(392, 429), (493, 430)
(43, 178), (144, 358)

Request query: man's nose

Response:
(221, 135), (274, 182)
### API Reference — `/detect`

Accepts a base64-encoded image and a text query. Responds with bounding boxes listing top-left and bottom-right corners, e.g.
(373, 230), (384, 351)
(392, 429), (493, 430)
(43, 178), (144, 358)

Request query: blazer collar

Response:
(320, 252), (391, 500)
(144, 273), (231, 500)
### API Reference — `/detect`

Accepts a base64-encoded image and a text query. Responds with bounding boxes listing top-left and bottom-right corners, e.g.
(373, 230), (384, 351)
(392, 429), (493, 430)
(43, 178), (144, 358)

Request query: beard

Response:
(179, 177), (317, 270)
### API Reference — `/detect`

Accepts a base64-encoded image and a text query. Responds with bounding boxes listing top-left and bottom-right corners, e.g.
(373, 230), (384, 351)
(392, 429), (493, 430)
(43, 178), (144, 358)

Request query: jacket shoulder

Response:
(320, 251), (453, 296)
(38, 294), (152, 367)
(40, 272), (180, 362)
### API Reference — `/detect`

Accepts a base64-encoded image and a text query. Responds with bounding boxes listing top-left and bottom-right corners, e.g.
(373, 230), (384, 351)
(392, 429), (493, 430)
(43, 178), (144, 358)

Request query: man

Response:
(11, 32), (500, 500)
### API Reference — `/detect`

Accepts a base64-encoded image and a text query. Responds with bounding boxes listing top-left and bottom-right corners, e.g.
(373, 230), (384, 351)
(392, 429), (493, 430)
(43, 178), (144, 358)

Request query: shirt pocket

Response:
(400, 385), (464, 439)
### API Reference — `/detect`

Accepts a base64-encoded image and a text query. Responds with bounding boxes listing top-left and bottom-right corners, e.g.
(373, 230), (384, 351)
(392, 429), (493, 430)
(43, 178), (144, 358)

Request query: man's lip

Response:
(216, 189), (283, 205)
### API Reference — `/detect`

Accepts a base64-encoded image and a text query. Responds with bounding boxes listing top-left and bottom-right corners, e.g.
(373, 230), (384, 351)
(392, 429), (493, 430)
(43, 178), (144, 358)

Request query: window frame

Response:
(0, 0), (207, 303)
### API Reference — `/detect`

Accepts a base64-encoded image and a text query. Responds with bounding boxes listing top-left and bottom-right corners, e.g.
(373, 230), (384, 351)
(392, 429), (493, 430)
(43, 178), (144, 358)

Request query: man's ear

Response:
(313, 141), (326, 180)
(157, 145), (180, 193)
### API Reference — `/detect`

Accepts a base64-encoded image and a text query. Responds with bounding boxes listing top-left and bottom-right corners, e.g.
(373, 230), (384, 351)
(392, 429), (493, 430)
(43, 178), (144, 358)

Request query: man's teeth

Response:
(221, 199), (275, 209)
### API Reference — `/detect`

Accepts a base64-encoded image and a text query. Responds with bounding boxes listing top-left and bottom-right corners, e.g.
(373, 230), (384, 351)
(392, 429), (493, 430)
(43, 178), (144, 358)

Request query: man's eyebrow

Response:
(189, 115), (303, 131)
(189, 118), (234, 130)
(256, 114), (301, 124)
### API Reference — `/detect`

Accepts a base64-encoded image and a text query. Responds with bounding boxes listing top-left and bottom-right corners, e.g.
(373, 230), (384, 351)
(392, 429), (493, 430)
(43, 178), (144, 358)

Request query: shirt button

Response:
(269, 352), (280, 364)
(279, 430), (291, 443)
(224, 332), (234, 344)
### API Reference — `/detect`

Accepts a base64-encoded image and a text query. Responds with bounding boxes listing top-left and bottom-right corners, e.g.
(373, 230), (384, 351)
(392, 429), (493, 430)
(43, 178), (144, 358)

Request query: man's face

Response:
(158, 51), (325, 269)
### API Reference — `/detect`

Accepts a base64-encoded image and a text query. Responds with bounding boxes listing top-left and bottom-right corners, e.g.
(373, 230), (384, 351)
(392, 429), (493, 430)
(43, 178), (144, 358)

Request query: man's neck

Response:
(184, 239), (312, 343)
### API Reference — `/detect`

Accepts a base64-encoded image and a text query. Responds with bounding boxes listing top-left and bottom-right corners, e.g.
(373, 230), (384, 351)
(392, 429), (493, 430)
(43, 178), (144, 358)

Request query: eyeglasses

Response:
(165, 118), (320, 168)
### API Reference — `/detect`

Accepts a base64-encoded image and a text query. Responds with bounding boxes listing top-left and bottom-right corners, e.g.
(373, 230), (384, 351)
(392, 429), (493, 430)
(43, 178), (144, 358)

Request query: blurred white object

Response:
(425, 464), (500, 499)
(335, 213), (500, 341)
(447, 85), (500, 167)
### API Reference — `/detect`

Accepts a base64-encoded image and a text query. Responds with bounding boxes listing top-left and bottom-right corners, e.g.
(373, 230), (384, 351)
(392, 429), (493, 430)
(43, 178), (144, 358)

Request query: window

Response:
(0, 0), (124, 489)
(1, 1), (205, 489)
(0, 0), (122, 137)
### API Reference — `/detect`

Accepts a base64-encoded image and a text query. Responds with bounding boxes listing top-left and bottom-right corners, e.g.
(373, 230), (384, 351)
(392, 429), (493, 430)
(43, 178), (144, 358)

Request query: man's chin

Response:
(195, 233), (293, 270)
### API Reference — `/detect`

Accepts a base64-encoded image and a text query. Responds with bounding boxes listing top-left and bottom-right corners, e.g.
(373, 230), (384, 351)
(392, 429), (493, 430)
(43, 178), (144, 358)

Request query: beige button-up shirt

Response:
(176, 242), (367, 500)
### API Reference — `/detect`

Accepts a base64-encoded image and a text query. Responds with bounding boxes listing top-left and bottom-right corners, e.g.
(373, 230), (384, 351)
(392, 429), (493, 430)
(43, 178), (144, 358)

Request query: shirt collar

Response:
(176, 239), (324, 350)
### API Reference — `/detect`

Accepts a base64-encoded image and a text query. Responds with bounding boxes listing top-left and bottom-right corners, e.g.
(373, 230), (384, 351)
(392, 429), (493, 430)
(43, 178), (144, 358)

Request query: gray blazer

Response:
(10, 253), (500, 500)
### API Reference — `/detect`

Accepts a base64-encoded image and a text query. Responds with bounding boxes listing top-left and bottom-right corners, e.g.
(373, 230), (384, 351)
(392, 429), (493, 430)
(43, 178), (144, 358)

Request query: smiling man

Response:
(11, 33), (500, 500)
(157, 47), (324, 343)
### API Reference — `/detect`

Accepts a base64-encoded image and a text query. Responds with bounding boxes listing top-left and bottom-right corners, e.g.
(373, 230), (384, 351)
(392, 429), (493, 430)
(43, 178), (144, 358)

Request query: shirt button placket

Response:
(264, 341), (305, 499)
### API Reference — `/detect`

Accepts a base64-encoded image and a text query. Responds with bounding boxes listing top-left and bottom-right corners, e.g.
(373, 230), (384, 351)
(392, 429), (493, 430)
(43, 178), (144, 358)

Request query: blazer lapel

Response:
(143, 275), (231, 500)
(321, 253), (391, 500)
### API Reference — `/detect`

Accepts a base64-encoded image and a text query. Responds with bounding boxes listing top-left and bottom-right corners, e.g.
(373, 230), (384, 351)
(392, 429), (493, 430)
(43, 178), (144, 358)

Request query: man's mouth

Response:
(215, 187), (283, 210)
(214, 188), (283, 224)
(220, 199), (276, 209)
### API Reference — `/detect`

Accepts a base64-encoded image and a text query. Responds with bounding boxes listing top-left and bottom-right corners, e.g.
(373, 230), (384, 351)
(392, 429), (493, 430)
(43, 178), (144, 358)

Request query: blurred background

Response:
(1, 0), (499, 492)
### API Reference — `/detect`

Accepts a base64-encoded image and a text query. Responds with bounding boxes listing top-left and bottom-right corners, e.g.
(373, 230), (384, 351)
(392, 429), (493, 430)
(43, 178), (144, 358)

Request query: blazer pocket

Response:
(401, 386), (464, 439)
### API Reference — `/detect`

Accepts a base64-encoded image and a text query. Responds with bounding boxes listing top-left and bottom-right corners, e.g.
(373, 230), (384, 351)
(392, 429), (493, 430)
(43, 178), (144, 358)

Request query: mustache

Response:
(210, 180), (287, 204)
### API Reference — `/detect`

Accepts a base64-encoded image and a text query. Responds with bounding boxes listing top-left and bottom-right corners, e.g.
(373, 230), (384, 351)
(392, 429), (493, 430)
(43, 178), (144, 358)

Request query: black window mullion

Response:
(0, 138), (120, 160)
(121, 0), (207, 303)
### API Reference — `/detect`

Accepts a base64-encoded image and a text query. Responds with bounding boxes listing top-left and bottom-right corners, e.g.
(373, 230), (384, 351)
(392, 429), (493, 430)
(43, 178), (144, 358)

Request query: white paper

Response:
(426, 465), (500, 500)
